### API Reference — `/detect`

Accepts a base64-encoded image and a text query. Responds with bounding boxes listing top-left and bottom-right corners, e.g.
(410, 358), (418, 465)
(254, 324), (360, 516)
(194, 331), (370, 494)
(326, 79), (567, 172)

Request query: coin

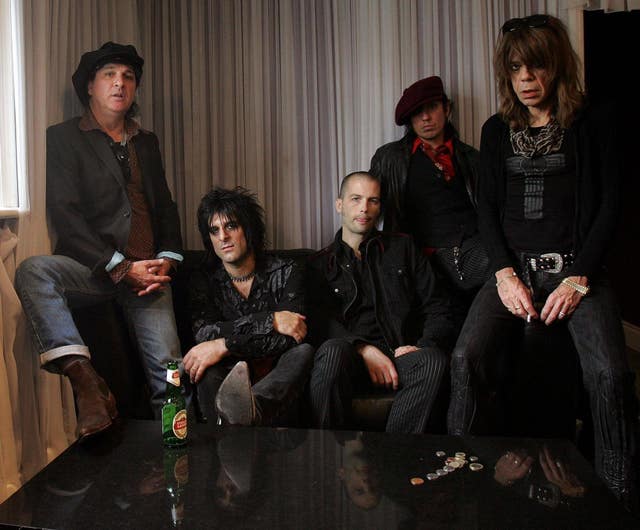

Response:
(410, 477), (425, 485)
(435, 451), (446, 458)
(469, 463), (484, 471)
(427, 473), (439, 481)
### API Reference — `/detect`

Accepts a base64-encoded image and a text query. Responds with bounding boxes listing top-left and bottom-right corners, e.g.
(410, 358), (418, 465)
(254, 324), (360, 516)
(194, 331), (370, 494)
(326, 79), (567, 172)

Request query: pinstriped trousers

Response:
(309, 338), (448, 433)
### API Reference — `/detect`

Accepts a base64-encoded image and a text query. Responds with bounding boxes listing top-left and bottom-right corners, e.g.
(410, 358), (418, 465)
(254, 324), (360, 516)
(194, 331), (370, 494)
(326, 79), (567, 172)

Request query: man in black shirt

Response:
(184, 187), (313, 426)
(308, 172), (453, 433)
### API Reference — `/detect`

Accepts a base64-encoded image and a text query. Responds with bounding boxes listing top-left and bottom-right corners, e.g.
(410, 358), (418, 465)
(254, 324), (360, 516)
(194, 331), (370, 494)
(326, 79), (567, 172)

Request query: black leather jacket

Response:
(369, 133), (481, 234)
(307, 230), (453, 354)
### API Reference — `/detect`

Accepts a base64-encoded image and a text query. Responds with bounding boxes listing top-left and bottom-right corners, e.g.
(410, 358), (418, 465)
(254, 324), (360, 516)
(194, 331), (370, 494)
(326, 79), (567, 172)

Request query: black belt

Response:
(524, 252), (574, 273)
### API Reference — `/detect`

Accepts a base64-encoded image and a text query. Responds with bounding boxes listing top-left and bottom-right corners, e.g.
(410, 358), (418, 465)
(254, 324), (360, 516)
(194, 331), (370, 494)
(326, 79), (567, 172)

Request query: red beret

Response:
(395, 76), (445, 125)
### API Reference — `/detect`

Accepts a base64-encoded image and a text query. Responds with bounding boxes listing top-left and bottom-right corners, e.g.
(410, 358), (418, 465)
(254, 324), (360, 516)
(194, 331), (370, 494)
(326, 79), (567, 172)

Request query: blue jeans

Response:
(15, 255), (182, 417)
(448, 272), (639, 496)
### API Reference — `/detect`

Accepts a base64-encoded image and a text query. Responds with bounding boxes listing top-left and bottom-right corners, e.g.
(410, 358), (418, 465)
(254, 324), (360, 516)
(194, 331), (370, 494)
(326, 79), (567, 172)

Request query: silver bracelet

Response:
(561, 277), (590, 296)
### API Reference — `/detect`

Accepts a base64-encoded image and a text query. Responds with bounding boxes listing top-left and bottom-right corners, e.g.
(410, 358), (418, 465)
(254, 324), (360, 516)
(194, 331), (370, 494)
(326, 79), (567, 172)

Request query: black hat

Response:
(72, 41), (144, 106)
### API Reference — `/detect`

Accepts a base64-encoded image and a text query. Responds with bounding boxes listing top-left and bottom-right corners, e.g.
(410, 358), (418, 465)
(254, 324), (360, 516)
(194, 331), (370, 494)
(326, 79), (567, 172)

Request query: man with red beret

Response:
(370, 76), (490, 329)
(15, 42), (183, 440)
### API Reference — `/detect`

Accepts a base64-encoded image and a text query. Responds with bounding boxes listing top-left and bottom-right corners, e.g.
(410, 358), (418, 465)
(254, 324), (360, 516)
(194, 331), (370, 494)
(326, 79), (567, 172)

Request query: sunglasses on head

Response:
(501, 14), (549, 34)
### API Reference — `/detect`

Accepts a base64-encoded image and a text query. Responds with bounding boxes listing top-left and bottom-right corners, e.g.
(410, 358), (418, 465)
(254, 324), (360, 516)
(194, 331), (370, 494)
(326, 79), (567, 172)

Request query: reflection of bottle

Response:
(162, 361), (187, 447)
(164, 447), (189, 527)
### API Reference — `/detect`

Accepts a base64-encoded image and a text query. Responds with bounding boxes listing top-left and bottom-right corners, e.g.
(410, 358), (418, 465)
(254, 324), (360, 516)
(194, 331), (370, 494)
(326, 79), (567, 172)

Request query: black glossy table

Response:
(0, 419), (636, 529)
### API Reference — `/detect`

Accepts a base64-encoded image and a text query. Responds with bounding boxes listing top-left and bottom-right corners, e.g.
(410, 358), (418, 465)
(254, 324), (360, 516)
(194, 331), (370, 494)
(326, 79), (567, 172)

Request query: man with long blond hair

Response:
(448, 14), (638, 510)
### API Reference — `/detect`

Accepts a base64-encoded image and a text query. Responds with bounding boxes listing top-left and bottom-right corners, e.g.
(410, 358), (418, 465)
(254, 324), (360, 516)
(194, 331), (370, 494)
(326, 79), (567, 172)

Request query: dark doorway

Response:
(584, 9), (640, 326)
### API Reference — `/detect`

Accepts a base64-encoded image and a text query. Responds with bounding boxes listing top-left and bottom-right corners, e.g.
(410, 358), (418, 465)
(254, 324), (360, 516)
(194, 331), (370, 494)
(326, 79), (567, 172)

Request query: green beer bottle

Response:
(162, 361), (187, 446)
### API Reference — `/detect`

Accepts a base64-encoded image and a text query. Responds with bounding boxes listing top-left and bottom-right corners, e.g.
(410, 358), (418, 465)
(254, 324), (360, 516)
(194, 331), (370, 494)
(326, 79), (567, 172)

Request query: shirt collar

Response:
(411, 135), (454, 155)
(78, 108), (140, 140)
(334, 228), (381, 261)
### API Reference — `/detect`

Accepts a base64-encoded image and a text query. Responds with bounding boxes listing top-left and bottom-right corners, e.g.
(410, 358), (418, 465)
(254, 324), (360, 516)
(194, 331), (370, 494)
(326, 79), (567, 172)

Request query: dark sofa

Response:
(73, 248), (582, 436)
(73, 248), (396, 429)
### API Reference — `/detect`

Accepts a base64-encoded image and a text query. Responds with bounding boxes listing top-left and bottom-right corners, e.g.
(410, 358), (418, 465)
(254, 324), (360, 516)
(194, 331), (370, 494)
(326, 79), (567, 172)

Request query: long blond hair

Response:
(494, 15), (584, 130)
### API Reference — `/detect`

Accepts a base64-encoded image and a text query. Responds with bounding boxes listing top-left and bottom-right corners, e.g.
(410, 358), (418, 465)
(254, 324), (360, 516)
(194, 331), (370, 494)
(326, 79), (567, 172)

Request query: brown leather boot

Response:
(63, 359), (118, 441)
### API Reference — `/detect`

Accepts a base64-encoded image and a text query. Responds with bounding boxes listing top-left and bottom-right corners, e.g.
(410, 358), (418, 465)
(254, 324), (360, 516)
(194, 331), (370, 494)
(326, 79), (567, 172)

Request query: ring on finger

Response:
(559, 311), (566, 318)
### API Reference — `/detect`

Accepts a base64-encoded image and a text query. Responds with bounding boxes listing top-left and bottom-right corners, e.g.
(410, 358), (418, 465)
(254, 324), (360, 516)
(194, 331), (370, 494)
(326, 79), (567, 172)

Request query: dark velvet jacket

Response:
(307, 230), (453, 354)
(478, 104), (620, 279)
(189, 254), (304, 359)
(369, 133), (481, 233)
(46, 117), (182, 278)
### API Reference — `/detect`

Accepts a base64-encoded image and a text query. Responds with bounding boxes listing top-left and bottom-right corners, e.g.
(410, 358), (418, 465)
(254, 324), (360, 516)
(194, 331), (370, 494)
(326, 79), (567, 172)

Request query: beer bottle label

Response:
(166, 369), (180, 387)
(173, 409), (188, 439)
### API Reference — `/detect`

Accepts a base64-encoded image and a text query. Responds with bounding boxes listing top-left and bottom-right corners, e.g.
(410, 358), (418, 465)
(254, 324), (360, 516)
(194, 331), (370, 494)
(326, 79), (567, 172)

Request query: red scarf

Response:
(411, 137), (455, 182)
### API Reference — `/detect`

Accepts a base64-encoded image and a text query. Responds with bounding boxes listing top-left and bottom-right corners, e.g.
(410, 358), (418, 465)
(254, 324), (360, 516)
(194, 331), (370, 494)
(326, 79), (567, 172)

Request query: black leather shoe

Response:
(215, 361), (256, 426)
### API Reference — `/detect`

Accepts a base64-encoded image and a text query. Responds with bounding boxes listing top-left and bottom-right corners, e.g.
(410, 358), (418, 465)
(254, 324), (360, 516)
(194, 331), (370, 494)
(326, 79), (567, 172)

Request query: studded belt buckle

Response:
(538, 252), (563, 273)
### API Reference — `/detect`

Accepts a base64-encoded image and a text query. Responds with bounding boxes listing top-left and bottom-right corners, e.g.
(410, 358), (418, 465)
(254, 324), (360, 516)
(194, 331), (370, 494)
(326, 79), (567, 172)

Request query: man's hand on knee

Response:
(394, 345), (418, 358)
(357, 343), (398, 390)
(183, 338), (229, 383)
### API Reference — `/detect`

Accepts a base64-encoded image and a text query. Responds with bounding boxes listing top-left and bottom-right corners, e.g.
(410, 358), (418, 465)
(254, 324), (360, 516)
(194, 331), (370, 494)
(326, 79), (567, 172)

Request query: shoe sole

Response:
(215, 361), (254, 426)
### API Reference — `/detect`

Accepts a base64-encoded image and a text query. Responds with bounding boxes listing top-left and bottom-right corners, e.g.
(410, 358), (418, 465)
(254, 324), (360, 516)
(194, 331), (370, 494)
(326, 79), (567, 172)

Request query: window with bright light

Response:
(0, 0), (26, 215)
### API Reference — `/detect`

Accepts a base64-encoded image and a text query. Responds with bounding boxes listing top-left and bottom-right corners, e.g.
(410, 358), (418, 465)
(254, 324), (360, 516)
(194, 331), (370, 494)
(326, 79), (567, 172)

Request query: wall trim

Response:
(623, 321), (640, 352)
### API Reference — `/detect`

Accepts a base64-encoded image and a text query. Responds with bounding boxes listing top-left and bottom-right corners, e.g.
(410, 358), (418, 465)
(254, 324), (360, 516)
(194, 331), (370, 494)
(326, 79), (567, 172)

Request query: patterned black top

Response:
(189, 254), (306, 359)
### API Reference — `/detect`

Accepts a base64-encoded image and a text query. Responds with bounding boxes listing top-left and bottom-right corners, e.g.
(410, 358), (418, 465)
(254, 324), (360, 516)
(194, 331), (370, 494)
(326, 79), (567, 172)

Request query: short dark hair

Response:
(338, 171), (380, 198)
(197, 187), (267, 258)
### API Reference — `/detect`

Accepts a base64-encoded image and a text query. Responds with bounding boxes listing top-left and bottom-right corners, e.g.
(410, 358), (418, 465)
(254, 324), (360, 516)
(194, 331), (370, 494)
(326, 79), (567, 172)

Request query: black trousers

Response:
(448, 274), (639, 501)
(197, 343), (314, 426)
(309, 338), (447, 434)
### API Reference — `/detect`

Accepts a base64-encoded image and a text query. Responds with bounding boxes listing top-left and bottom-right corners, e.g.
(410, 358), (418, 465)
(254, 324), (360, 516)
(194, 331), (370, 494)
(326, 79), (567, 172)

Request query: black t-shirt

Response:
(339, 241), (387, 351)
(502, 128), (576, 252)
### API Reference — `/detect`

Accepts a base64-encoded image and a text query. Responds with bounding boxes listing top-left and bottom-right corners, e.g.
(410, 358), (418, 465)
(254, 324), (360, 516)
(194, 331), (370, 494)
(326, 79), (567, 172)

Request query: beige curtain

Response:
(3, 0), (568, 499)
(136, 0), (566, 251)
(0, 226), (22, 502)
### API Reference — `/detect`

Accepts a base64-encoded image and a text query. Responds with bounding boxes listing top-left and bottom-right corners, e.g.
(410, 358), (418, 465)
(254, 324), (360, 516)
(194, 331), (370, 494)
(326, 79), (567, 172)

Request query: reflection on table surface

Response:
(0, 419), (636, 529)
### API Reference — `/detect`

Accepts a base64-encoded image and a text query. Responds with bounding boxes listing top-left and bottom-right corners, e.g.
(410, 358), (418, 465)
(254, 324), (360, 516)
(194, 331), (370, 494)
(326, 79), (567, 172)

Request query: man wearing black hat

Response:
(15, 42), (183, 440)
(370, 77), (490, 329)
